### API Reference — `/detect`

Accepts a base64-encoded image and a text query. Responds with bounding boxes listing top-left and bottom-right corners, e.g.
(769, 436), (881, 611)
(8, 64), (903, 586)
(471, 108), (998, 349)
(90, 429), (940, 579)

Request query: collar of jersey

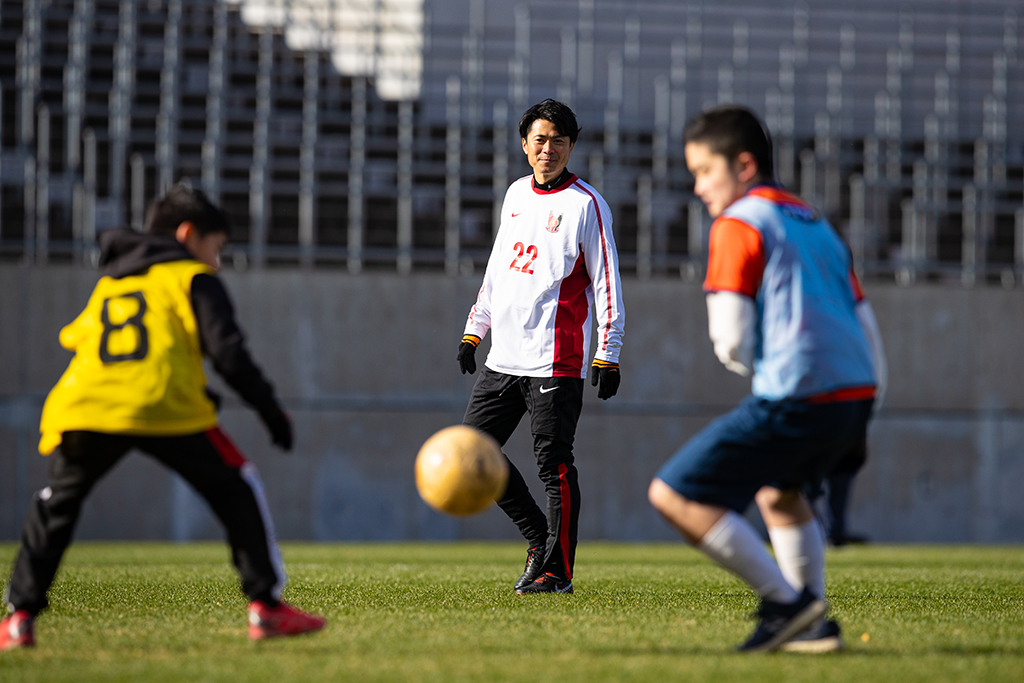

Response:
(745, 184), (811, 210)
(99, 227), (198, 279)
(531, 171), (578, 195)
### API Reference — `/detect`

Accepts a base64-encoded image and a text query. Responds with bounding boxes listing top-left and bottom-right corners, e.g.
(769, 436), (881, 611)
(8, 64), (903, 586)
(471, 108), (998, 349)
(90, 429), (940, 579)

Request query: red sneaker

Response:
(0, 611), (35, 651)
(247, 601), (325, 641)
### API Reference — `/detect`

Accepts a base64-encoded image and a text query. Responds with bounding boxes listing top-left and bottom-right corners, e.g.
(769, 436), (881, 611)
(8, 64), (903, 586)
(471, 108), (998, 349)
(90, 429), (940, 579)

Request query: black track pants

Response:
(5, 430), (285, 615)
(463, 369), (583, 579)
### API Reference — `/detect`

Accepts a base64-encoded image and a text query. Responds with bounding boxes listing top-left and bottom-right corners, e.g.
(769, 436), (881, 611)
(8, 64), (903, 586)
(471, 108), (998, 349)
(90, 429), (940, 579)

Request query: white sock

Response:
(698, 510), (799, 603)
(768, 520), (828, 631)
(767, 519), (826, 598)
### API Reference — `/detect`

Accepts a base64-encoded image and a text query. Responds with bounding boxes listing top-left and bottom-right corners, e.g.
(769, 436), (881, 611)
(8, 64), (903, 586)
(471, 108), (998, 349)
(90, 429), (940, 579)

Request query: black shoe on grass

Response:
(514, 545), (546, 592)
(736, 588), (826, 653)
(515, 572), (573, 595)
(829, 533), (868, 548)
(780, 619), (844, 653)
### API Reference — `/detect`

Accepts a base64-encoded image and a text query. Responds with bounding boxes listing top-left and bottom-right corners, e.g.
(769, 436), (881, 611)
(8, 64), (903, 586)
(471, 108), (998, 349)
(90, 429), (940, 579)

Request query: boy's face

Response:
(684, 141), (759, 218)
(176, 222), (228, 270)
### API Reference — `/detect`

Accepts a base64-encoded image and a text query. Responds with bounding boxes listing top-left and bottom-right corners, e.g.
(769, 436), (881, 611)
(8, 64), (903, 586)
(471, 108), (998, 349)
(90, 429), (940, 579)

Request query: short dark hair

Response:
(144, 181), (231, 237)
(683, 105), (775, 182)
(518, 99), (580, 145)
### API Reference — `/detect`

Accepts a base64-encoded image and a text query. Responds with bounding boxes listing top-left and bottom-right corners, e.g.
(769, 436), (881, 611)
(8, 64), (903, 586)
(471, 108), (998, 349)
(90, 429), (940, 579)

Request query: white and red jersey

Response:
(464, 173), (625, 378)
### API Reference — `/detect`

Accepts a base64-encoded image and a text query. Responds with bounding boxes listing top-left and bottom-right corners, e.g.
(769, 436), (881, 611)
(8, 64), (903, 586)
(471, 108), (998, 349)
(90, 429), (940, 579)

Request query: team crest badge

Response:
(545, 212), (563, 233)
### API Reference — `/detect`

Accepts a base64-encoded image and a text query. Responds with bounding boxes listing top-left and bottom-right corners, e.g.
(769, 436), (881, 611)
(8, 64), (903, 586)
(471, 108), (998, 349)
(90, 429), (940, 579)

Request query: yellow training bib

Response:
(39, 260), (219, 454)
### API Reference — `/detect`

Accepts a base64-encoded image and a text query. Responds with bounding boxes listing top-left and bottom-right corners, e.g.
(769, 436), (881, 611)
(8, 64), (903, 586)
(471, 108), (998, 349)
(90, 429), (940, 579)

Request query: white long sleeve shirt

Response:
(464, 173), (625, 379)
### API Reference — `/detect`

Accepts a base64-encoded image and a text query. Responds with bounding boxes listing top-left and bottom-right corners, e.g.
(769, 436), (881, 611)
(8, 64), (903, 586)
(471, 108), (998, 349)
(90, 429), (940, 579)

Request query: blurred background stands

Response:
(0, 0), (1021, 286)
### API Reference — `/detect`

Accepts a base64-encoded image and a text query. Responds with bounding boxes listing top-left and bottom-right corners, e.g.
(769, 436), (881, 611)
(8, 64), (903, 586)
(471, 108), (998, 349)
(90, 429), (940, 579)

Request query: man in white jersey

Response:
(457, 99), (625, 594)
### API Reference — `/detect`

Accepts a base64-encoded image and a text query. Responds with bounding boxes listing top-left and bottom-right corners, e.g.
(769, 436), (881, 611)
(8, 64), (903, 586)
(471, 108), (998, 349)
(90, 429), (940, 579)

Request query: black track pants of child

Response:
(463, 368), (584, 580)
(5, 429), (285, 615)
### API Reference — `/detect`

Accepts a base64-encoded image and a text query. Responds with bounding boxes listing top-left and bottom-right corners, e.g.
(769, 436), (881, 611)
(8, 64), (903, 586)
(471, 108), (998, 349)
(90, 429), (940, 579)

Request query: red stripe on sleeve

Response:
(573, 181), (614, 352)
(205, 427), (248, 468)
(703, 217), (764, 298)
(468, 281), (487, 325)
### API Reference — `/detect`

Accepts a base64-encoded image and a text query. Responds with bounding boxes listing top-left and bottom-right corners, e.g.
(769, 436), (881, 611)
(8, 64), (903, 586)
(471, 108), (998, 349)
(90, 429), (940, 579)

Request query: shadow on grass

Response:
(581, 644), (1024, 658)
(782, 651), (1024, 659)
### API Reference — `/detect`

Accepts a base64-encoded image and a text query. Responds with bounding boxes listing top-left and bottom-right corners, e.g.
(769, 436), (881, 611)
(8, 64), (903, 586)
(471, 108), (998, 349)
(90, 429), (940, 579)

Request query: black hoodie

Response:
(98, 227), (281, 416)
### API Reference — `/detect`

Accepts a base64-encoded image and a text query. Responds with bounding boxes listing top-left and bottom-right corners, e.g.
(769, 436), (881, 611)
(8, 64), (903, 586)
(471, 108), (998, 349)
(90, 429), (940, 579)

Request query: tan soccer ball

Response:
(415, 425), (508, 516)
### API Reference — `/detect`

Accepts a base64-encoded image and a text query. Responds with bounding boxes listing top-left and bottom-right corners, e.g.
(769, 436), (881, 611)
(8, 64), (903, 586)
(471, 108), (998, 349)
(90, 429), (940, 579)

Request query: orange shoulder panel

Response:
(747, 186), (812, 209)
(703, 217), (764, 298)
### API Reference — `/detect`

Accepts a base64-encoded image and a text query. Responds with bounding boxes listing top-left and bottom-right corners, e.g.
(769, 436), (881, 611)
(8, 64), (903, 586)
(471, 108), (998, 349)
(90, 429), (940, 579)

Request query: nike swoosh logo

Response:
(539, 385), (558, 394)
(511, 212), (521, 217)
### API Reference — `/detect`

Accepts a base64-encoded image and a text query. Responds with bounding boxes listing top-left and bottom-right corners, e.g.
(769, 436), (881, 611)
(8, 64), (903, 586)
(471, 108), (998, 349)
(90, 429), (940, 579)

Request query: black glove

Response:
(457, 334), (481, 374)
(258, 403), (293, 451)
(590, 359), (620, 400)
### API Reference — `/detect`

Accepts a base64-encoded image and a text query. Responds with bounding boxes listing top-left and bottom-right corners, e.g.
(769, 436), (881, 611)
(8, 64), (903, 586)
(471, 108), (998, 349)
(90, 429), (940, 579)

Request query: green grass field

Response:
(0, 542), (1022, 682)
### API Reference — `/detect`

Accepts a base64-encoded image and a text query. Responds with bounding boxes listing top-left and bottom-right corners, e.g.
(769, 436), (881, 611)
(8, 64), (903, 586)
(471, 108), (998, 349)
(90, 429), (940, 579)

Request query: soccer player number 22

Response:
(99, 291), (149, 364)
(509, 243), (538, 274)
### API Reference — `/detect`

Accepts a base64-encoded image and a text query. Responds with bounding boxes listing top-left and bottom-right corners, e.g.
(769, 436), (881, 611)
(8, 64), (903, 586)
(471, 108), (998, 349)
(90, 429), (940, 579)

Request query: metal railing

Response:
(0, 0), (1021, 285)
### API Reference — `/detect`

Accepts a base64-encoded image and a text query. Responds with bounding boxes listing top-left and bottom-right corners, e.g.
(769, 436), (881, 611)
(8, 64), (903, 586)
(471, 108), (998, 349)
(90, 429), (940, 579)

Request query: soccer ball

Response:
(415, 425), (508, 516)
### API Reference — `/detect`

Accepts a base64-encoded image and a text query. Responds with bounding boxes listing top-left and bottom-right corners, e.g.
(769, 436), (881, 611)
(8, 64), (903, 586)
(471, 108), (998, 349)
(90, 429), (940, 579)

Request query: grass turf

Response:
(0, 542), (1022, 682)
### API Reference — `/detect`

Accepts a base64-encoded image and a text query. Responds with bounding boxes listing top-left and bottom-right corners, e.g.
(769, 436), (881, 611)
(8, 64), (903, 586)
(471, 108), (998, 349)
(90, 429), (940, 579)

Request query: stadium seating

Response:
(0, 0), (1020, 284)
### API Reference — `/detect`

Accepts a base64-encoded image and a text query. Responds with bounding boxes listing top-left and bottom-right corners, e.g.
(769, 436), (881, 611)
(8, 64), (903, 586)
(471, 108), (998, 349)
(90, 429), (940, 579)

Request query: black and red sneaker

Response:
(513, 545), (546, 592)
(0, 610), (35, 651)
(515, 572), (573, 595)
(248, 601), (326, 641)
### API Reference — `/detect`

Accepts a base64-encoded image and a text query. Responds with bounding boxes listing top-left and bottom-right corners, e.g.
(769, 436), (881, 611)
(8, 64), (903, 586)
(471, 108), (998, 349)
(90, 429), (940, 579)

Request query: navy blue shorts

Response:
(655, 395), (873, 513)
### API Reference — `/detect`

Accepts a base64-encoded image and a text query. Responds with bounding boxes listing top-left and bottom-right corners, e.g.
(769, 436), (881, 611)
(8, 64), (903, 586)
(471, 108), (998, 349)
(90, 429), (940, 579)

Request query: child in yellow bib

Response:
(39, 258), (217, 454)
(1, 183), (324, 651)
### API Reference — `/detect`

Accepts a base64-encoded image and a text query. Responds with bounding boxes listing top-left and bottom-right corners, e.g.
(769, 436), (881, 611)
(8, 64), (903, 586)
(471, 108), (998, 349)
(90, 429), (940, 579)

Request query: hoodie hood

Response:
(99, 227), (196, 279)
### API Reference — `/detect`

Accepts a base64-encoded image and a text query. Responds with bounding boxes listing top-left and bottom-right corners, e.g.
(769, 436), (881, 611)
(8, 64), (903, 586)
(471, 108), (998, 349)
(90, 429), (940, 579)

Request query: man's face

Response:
(684, 141), (755, 218)
(522, 119), (574, 183)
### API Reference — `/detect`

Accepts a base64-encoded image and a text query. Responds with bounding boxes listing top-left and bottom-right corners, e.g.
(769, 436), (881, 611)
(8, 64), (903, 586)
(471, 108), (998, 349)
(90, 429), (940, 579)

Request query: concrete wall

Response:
(1, 265), (1022, 542)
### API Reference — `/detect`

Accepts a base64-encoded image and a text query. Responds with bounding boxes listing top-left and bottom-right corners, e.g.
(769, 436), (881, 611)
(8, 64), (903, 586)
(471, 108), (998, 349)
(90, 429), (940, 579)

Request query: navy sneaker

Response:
(515, 572), (573, 595)
(780, 619), (844, 653)
(514, 545), (546, 592)
(736, 588), (827, 653)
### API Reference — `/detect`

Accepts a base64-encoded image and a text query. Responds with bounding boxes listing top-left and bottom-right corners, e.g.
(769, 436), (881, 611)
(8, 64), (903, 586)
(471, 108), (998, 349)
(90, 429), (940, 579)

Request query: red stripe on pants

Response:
(205, 427), (248, 468)
(558, 463), (572, 580)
